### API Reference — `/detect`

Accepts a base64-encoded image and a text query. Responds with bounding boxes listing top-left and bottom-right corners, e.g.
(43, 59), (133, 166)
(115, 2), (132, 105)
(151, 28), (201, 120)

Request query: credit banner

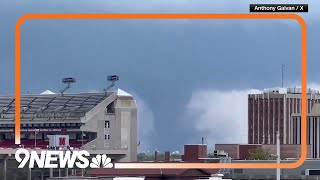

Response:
(250, 4), (308, 13)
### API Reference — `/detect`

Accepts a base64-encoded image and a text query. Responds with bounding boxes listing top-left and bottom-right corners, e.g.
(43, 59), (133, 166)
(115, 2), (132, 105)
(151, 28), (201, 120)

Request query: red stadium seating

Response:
(20, 139), (48, 148)
(0, 139), (16, 148)
(69, 139), (82, 148)
(0, 139), (87, 149)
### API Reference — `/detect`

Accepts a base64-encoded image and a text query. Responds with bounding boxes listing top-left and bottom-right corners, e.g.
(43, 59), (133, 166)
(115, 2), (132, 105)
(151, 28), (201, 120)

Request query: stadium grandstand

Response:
(0, 88), (137, 179)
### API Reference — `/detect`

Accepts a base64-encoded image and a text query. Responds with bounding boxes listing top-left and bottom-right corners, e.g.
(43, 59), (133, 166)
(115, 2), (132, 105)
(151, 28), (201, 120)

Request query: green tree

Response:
(170, 153), (181, 160)
(137, 153), (147, 162)
(137, 153), (161, 162)
(156, 153), (164, 161)
(138, 152), (182, 162)
(248, 148), (271, 160)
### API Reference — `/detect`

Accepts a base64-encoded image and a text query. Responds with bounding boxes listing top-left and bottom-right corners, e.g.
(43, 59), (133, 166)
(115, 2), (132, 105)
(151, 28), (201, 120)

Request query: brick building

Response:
(248, 87), (320, 145)
(87, 144), (218, 180)
(181, 144), (207, 163)
(291, 103), (320, 158)
(215, 144), (312, 160)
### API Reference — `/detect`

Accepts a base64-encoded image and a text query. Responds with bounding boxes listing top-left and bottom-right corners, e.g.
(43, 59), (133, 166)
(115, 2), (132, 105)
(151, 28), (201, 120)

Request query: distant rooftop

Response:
(116, 88), (132, 97)
(257, 87), (320, 95)
(40, 90), (55, 95)
(184, 144), (208, 146)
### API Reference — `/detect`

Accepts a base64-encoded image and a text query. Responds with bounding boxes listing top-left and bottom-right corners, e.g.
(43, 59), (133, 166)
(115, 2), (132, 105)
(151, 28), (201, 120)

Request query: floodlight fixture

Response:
(62, 77), (76, 84)
(60, 77), (76, 95)
(107, 75), (119, 82)
(104, 75), (119, 93)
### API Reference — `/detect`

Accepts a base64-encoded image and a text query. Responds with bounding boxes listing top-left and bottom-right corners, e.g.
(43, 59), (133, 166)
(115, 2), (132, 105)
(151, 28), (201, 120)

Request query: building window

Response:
(106, 102), (115, 113)
(105, 134), (110, 140)
(105, 121), (110, 128)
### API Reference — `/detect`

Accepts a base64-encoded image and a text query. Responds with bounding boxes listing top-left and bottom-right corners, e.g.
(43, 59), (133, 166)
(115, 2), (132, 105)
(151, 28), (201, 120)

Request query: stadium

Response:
(0, 78), (137, 179)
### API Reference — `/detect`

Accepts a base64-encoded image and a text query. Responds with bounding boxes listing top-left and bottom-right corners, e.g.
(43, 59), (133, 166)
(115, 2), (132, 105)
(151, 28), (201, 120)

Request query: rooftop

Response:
(0, 88), (132, 121)
(251, 87), (320, 95)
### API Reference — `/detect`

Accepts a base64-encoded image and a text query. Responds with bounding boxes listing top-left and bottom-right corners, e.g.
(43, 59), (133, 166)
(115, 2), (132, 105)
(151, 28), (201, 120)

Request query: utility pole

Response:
(277, 131), (281, 180)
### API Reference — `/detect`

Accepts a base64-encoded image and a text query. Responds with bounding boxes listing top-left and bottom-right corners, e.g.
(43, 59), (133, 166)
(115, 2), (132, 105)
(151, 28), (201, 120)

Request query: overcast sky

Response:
(0, 0), (319, 152)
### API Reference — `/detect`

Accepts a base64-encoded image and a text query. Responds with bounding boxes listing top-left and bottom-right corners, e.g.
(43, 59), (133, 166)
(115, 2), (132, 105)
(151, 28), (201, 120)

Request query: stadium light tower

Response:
(104, 75), (119, 93)
(60, 77), (76, 95)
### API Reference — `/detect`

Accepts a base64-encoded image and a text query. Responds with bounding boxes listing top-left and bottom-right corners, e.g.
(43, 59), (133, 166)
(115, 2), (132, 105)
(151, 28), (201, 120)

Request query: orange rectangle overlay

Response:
(15, 14), (307, 169)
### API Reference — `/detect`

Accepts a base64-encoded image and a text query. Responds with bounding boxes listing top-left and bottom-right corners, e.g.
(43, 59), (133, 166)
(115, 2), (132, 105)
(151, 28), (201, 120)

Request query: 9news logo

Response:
(15, 148), (113, 169)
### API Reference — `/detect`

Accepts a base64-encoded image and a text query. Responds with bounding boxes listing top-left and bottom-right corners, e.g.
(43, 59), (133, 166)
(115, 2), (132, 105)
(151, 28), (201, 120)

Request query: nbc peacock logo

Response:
(90, 154), (113, 168)
(15, 149), (114, 169)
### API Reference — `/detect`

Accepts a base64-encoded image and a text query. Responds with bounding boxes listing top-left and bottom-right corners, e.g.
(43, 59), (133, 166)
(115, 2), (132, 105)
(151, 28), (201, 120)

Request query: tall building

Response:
(291, 103), (320, 158)
(248, 87), (320, 145)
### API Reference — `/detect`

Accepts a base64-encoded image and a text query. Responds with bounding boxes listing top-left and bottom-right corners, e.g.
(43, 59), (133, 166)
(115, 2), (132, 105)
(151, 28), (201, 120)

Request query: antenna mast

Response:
(281, 64), (285, 88)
